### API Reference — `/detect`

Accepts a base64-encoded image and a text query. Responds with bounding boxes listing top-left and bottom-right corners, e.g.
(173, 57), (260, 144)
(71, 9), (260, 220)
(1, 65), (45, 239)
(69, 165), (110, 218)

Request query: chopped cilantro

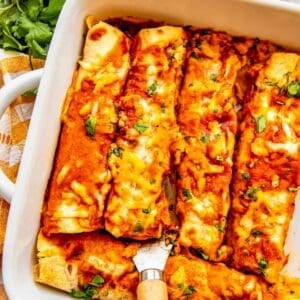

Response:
(183, 285), (196, 296)
(22, 87), (38, 96)
(147, 81), (158, 96)
(178, 283), (185, 291)
(256, 115), (266, 133)
(0, 0), (65, 58)
(134, 222), (143, 232)
(142, 207), (151, 214)
(90, 275), (104, 287)
(108, 147), (124, 158)
(85, 115), (97, 137)
(84, 286), (97, 297)
(196, 248), (209, 260)
(210, 74), (217, 82)
(251, 229), (262, 237)
(258, 258), (268, 269)
(200, 133), (209, 144)
(70, 290), (88, 298)
(134, 123), (148, 134)
(241, 172), (250, 180)
(214, 224), (225, 233)
(182, 188), (192, 200)
(287, 81), (300, 97)
(244, 187), (260, 200)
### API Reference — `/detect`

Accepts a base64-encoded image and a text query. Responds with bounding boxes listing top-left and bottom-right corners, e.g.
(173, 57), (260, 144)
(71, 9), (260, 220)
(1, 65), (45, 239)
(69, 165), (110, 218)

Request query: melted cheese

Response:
(42, 21), (131, 234)
(34, 231), (138, 297)
(176, 31), (241, 259)
(105, 26), (187, 239)
(165, 255), (269, 299)
(229, 52), (300, 284)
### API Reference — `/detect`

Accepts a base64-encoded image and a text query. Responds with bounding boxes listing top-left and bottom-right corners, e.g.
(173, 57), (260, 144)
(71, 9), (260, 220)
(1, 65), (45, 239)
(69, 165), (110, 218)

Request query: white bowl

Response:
(1, 0), (300, 299)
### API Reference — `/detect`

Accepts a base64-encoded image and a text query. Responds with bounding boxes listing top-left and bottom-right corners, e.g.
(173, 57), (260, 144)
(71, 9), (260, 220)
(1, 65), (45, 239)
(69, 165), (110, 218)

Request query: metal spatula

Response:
(133, 240), (172, 300)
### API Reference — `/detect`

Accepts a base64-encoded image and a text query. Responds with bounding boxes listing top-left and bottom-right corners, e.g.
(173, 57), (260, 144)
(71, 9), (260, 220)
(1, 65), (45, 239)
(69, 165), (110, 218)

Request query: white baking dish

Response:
(1, 0), (300, 299)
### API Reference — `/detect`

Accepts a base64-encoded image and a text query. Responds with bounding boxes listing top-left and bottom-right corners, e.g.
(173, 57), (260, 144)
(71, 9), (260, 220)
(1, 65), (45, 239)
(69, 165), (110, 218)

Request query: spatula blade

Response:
(133, 240), (172, 273)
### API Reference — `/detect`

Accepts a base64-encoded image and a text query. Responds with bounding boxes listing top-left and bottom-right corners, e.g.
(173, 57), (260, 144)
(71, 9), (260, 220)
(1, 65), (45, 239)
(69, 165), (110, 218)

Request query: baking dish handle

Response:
(0, 68), (43, 203)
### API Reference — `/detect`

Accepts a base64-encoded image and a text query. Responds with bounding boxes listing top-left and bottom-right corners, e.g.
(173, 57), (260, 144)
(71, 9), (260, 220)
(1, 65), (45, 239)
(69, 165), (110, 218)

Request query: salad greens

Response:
(0, 0), (65, 58)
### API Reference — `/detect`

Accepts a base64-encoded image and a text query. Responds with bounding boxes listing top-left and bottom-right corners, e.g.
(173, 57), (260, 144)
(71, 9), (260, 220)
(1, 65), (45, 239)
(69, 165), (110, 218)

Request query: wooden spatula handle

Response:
(137, 279), (168, 300)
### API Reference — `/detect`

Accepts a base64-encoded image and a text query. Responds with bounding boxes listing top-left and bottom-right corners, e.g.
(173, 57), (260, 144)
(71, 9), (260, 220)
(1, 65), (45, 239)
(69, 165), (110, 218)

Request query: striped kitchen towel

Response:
(0, 50), (44, 256)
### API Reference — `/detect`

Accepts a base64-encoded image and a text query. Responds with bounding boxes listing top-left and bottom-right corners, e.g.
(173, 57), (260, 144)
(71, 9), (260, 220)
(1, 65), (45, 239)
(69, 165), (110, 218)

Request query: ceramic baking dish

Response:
(1, 0), (300, 299)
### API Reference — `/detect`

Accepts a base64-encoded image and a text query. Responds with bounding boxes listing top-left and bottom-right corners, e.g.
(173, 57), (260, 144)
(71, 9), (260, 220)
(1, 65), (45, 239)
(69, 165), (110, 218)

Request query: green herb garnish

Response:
(22, 87), (38, 96)
(134, 222), (143, 232)
(147, 81), (158, 96)
(134, 123), (148, 134)
(85, 115), (96, 137)
(214, 224), (225, 233)
(200, 133), (209, 144)
(241, 172), (250, 180)
(90, 275), (104, 287)
(108, 147), (124, 158)
(251, 229), (262, 237)
(287, 81), (300, 97)
(210, 73), (217, 82)
(256, 115), (266, 133)
(0, 0), (65, 58)
(178, 283), (185, 291)
(196, 248), (209, 260)
(182, 188), (192, 200)
(244, 187), (260, 200)
(142, 207), (151, 214)
(258, 258), (268, 269)
(183, 285), (196, 296)
(84, 286), (97, 297)
(70, 290), (88, 299)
